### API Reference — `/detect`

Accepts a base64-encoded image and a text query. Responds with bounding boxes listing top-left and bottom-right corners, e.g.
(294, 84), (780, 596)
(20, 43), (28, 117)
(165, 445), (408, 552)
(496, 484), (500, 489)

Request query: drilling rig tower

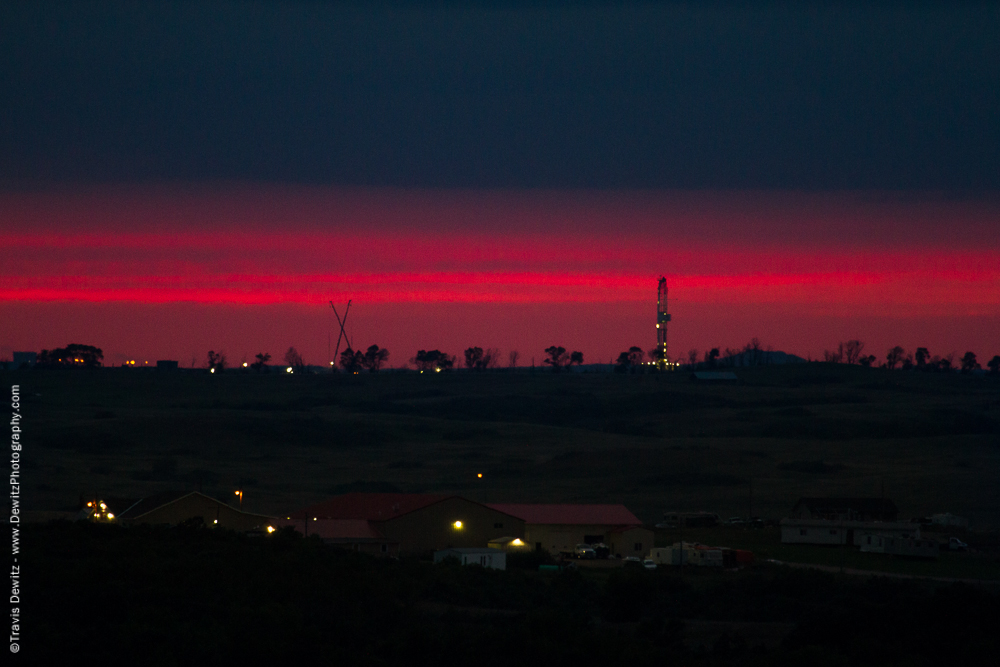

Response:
(656, 276), (671, 369)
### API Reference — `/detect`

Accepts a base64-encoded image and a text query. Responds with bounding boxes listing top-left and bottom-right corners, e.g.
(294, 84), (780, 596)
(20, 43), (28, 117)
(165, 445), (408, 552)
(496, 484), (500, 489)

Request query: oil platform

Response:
(656, 276), (671, 369)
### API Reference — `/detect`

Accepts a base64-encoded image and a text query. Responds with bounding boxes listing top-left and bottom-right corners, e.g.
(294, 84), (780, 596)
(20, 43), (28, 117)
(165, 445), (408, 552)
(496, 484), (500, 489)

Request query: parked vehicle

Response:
(949, 537), (968, 551)
(642, 559), (657, 570)
(589, 543), (611, 559)
(622, 556), (642, 567)
(724, 517), (746, 526)
(574, 544), (597, 559)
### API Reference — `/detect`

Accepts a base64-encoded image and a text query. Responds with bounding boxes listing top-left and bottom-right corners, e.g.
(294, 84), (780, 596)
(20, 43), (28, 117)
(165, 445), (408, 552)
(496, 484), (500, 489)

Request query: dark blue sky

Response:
(2, 1), (998, 189)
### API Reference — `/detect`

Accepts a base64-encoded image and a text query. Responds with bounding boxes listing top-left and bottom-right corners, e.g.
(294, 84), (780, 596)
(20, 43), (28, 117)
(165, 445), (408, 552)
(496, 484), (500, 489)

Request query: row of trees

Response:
(410, 346), (581, 372)
(36, 344), (104, 368)
(824, 341), (1000, 373)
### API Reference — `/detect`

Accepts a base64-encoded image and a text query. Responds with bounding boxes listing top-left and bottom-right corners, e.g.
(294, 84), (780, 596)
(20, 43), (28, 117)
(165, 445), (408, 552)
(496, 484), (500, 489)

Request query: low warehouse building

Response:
(488, 503), (653, 558)
(113, 491), (274, 531)
(270, 518), (399, 556)
(286, 493), (524, 554)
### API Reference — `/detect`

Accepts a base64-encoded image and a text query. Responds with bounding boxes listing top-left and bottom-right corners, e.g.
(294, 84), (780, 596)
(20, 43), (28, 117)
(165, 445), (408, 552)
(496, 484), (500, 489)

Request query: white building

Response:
(781, 518), (919, 546)
(859, 534), (939, 558)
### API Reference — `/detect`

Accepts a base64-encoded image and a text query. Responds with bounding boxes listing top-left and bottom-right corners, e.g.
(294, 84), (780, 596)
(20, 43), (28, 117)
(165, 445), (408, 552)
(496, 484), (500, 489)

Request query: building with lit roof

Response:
(487, 503), (653, 558)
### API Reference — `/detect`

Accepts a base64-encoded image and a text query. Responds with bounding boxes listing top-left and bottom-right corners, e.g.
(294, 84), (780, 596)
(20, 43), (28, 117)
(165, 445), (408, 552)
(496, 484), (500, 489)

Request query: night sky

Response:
(2, 2), (998, 366)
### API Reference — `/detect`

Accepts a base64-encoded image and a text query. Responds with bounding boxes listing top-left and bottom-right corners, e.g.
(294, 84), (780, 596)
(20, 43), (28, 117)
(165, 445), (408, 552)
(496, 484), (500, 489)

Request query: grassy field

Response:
(10, 363), (1000, 536)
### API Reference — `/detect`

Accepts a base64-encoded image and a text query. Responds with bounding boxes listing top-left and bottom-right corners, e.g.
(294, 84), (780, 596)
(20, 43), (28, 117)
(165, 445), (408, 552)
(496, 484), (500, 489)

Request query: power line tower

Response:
(656, 276), (671, 369)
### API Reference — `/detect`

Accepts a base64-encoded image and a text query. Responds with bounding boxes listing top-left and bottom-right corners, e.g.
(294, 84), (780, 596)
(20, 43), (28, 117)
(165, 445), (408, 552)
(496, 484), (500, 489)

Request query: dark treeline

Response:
(823, 340), (999, 373)
(28, 521), (1000, 665)
(13, 340), (1000, 375)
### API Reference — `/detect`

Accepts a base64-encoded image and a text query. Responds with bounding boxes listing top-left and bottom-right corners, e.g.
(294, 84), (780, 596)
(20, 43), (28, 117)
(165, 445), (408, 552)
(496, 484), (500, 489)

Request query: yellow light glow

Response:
(453, 520), (463, 529)
(214, 519), (218, 524)
(511, 539), (524, 546)
(434, 367), (441, 372)
(477, 473), (483, 478)
(100, 502), (107, 510)
(266, 526), (276, 533)
(210, 368), (215, 373)
(242, 362), (248, 367)
(87, 502), (93, 507)
(313, 517), (317, 521)
(106, 513), (114, 520)
(286, 367), (293, 373)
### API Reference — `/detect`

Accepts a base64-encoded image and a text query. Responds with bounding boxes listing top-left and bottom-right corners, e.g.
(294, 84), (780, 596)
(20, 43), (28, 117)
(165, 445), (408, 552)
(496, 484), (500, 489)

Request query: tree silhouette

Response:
(207, 350), (226, 372)
(615, 347), (645, 373)
(482, 347), (500, 369)
(960, 351), (980, 372)
(411, 350), (454, 372)
(987, 355), (1000, 374)
(859, 354), (876, 367)
(339, 347), (363, 373)
(843, 340), (865, 365)
(285, 347), (305, 372)
(570, 351), (584, 367)
(250, 352), (271, 372)
(543, 345), (570, 371)
(361, 345), (389, 372)
(464, 347), (484, 370)
(704, 348), (720, 368)
(901, 352), (915, 370)
(915, 347), (930, 368)
(687, 349), (699, 367)
(743, 337), (767, 366)
(885, 346), (905, 370)
(939, 353), (954, 372)
(615, 351), (631, 373)
(38, 344), (104, 368)
(508, 350), (520, 368)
